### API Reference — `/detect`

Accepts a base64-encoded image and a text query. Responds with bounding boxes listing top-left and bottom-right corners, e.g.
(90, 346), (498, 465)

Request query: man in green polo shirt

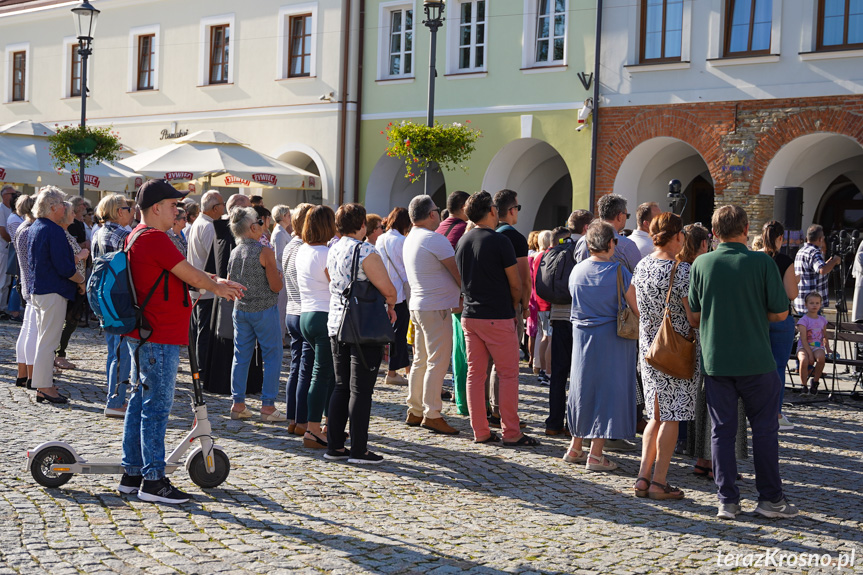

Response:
(689, 205), (798, 520)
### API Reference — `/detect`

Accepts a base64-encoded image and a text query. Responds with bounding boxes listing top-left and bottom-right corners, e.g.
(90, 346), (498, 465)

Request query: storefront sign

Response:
(225, 175), (251, 186)
(252, 173), (277, 186)
(165, 172), (193, 181)
(71, 173), (100, 187)
(160, 129), (189, 140)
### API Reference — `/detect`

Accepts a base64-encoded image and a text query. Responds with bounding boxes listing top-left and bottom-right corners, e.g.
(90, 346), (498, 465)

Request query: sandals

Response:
(693, 464), (742, 481)
(693, 464), (712, 477)
(634, 477), (650, 498)
(475, 431), (501, 444)
(585, 454), (618, 472)
(502, 434), (539, 447)
(562, 449), (588, 464)
(303, 431), (328, 449)
(230, 408), (254, 420)
(648, 481), (684, 500)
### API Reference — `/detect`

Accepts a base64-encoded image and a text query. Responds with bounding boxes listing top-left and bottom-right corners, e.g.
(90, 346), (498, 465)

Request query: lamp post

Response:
(71, 1), (100, 198)
(422, 0), (445, 196)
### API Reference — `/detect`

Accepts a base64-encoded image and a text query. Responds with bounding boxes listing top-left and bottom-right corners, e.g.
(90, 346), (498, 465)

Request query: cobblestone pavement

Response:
(2, 321), (862, 575)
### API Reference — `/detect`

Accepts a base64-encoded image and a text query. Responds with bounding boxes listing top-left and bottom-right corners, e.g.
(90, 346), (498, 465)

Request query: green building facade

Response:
(358, 0), (597, 233)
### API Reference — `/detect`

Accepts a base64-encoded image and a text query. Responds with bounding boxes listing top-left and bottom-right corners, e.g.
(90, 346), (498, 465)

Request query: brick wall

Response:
(596, 95), (863, 231)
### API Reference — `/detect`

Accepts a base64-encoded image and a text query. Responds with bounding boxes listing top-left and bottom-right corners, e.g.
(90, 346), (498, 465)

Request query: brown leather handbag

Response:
(616, 265), (639, 340)
(644, 261), (696, 379)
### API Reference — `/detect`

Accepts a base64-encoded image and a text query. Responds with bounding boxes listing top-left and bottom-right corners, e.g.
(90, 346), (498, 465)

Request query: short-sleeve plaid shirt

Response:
(92, 222), (130, 259)
(794, 243), (828, 313)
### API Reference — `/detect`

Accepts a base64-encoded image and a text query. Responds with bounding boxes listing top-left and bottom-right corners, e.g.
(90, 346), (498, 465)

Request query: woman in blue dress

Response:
(563, 220), (639, 472)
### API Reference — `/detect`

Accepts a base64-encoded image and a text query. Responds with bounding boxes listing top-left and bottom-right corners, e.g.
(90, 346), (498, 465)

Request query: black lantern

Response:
(423, 0), (445, 24)
(72, 1), (100, 42)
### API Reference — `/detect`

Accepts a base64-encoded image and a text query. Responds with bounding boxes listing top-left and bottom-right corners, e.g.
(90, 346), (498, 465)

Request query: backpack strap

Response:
(444, 219), (460, 238)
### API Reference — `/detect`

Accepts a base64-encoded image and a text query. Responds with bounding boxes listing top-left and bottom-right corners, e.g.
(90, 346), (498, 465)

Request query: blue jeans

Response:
(231, 305), (282, 406)
(769, 315), (796, 408)
(122, 341), (180, 480)
(105, 332), (131, 409)
(286, 313), (312, 423)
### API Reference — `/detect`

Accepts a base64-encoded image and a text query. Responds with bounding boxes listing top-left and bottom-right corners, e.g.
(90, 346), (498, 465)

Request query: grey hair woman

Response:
(226, 207), (285, 422)
(28, 187), (85, 403)
(563, 220), (639, 472)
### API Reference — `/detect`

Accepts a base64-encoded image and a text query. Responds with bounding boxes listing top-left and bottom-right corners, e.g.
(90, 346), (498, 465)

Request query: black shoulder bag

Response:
(337, 243), (395, 347)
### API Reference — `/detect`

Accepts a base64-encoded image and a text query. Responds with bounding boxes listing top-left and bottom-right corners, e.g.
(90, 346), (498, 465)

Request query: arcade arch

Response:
(364, 154), (446, 216)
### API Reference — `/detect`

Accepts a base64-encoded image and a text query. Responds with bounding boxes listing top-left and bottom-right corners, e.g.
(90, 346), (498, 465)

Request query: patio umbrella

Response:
(0, 120), (140, 192)
(119, 130), (320, 190)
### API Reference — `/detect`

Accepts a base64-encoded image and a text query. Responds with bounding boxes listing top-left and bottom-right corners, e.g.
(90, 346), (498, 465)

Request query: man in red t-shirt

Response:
(120, 180), (245, 504)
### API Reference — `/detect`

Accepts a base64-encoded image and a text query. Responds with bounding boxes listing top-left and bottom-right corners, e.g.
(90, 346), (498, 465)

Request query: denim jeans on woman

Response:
(285, 313), (313, 424)
(122, 340), (180, 481)
(231, 305), (282, 406)
(768, 314), (796, 407)
(105, 332), (131, 409)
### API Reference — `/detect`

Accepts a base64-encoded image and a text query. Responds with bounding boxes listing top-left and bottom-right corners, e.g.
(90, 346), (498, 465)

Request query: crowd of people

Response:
(7, 180), (830, 517)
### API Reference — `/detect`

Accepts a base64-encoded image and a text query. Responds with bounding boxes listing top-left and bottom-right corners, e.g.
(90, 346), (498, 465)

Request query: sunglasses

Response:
(120, 206), (132, 212)
(254, 219), (264, 227)
(431, 208), (442, 215)
(612, 238), (619, 245)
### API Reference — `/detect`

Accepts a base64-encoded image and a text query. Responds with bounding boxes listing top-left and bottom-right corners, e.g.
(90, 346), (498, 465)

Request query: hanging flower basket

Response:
(383, 120), (481, 183)
(48, 124), (123, 170)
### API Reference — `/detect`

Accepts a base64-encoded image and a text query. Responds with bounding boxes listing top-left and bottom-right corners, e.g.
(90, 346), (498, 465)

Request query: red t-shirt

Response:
(124, 225), (190, 346)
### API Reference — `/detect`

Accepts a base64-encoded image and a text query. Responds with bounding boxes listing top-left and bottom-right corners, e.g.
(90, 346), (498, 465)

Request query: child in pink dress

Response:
(796, 292), (831, 394)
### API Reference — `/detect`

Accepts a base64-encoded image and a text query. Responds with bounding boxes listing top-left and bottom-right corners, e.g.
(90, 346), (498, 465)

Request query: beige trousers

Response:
(407, 309), (453, 419)
(32, 293), (67, 389)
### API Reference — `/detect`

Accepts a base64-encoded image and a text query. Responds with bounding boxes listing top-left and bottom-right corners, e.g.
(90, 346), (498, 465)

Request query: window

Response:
(818, 0), (863, 50)
(12, 51), (25, 102)
(209, 24), (230, 84)
(388, 8), (414, 76)
(136, 34), (155, 90)
(458, 1), (486, 70)
(128, 26), (160, 92)
(641, 0), (683, 62)
(535, 0), (566, 64)
(70, 45), (82, 97)
(725, 0), (772, 55)
(289, 14), (312, 77)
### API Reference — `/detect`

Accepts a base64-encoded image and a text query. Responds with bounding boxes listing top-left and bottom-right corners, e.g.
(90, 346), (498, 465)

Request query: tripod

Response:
(827, 249), (860, 400)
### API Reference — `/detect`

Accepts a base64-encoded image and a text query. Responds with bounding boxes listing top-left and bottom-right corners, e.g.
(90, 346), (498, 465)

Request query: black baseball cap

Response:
(136, 179), (188, 211)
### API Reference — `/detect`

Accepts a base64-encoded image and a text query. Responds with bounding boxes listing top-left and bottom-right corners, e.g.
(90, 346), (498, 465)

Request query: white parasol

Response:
(119, 130), (320, 190)
(0, 120), (140, 192)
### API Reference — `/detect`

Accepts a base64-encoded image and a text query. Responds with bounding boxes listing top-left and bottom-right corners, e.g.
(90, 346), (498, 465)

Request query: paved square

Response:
(2, 323), (862, 574)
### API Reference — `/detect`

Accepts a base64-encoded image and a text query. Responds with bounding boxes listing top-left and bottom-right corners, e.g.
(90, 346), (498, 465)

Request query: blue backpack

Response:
(87, 227), (166, 335)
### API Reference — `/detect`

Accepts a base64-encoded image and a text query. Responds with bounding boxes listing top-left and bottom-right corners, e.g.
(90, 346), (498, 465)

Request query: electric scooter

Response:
(25, 342), (230, 490)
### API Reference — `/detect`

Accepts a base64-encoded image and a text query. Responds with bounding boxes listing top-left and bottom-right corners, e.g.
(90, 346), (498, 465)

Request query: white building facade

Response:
(0, 0), (364, 206)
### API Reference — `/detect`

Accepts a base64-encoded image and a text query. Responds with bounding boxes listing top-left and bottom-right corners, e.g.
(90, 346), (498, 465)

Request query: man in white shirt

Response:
(630, 201), (661, 258)
(186, 190), (225, 381)
(0, 185), (17, 316)
(403, 195), (462, 435)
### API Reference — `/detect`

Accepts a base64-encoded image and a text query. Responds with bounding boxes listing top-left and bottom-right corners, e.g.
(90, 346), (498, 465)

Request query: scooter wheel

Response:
(188, 448), (230, 489)
(30, 446), (75, 488)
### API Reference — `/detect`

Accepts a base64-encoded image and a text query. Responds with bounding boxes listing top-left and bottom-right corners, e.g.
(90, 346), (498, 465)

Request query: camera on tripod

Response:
(828, 229), (859, 259)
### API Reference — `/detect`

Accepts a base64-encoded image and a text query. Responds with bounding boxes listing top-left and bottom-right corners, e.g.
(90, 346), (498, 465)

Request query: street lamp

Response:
(71, 0), (100, 197)
(422, 0), (445, 195)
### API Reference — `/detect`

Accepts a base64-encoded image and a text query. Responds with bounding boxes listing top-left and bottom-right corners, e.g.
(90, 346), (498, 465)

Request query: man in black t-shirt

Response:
(486, 189), (530, 422)
(456, 191), (538, 447)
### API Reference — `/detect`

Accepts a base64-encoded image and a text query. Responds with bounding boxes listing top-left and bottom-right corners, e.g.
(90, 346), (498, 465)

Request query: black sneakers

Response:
(137, 477), (192, 504)
(118, 473), (142, 495)
(347, 451), (384, 465)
